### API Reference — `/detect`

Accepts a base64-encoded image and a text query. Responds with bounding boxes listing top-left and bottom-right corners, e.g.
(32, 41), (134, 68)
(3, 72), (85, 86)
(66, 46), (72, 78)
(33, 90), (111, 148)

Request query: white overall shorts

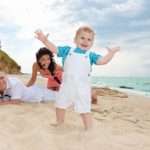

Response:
(55, 48), (92, 113)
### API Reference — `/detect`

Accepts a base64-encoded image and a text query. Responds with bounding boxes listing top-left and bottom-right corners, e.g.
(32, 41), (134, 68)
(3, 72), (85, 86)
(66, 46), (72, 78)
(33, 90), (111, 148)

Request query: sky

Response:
(0, 0), (150, 77)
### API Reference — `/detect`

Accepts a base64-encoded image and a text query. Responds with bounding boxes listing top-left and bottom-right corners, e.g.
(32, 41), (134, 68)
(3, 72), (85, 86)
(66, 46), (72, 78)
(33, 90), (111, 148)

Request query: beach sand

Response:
(0, 74), (150, 150)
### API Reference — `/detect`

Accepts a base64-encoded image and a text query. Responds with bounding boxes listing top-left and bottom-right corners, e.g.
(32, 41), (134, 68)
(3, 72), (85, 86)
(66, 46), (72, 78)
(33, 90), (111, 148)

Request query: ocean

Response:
(91, 76), (150, 97)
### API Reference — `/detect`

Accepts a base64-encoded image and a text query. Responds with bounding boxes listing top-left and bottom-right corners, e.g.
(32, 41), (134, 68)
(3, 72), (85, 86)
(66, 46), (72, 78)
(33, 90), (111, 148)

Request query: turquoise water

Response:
(91, 76), (150, 96)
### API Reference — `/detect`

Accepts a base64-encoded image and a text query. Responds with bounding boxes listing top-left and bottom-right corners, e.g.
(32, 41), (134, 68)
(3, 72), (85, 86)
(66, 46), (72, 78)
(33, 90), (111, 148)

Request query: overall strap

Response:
(85, 51), (92, 73)
(68, 47), (75, 55)
(85, 50), (91, 57)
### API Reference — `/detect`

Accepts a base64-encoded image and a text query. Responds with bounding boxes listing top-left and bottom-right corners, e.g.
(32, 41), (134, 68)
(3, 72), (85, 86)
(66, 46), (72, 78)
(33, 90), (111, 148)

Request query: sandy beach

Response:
(0, 74), (150, 150)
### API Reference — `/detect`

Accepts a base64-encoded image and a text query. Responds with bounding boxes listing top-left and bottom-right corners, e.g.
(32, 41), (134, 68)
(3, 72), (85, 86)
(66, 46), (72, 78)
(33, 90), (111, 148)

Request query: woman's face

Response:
(39, 54), (51, 69)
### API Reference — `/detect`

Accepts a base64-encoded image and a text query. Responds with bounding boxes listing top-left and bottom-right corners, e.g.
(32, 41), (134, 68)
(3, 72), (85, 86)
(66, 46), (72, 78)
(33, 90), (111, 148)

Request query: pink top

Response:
(39, 65), (63, 91)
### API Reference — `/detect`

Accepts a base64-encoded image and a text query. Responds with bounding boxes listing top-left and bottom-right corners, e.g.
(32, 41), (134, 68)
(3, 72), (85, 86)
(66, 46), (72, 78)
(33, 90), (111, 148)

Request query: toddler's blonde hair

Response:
(75, 26), (95, 40)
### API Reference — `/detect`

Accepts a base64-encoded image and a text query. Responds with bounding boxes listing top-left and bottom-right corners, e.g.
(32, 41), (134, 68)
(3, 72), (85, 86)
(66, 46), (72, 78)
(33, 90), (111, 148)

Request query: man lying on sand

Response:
(0, 71), (56, 105)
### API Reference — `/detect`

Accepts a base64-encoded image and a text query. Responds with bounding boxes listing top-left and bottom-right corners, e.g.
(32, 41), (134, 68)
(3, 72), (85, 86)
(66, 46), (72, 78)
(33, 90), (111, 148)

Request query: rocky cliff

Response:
(0, 49), (21, 74)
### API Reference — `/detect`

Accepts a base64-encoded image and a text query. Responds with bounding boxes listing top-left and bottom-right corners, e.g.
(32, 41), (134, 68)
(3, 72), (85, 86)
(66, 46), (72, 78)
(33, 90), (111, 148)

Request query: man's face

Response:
(0, 75), (7, 93)
(75, 31), (94, 50)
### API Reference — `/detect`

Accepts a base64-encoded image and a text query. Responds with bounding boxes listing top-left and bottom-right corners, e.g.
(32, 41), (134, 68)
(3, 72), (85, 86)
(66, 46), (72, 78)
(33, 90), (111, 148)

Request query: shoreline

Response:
(112, 87), (150, 98)
(93, 84), (150, 98)
(91, 76), (150, 97)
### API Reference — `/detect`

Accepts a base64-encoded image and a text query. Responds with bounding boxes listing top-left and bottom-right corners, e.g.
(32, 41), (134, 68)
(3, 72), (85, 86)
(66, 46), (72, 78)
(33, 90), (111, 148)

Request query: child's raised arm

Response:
(96, 46), (120, 65)
(35, 29), (57, 54)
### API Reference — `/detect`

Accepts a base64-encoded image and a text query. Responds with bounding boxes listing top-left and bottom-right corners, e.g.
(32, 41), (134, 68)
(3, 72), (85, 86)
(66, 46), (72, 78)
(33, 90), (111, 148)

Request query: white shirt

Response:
(4, 77), (56, 102)
(4, 77), (26, 100)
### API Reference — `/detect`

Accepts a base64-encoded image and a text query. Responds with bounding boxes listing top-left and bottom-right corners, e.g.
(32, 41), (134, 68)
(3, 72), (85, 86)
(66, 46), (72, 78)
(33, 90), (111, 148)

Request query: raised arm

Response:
(26, 63), (38, 87)
(35, 29), (57, 54)
(96, 46), (120, 65)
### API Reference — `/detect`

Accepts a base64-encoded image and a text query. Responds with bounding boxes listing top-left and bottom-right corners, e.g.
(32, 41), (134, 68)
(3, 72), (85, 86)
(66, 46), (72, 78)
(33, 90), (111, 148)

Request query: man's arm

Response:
(0, 99), (22, 105)
(35, 29), (57, 54)
(96, 47), (120, 65)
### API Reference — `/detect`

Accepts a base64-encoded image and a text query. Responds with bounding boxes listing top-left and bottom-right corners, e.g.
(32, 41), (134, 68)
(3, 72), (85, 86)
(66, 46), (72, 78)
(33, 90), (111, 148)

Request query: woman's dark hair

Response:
(36, 47), (56, 76)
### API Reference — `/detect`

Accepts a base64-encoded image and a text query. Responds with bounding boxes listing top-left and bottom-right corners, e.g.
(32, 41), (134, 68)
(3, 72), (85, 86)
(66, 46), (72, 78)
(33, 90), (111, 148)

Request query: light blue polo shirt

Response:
(57, 46), (102, 66)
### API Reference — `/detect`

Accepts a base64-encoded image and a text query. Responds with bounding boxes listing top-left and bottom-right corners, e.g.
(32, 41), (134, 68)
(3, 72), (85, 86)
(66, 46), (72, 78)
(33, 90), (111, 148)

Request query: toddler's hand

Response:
(106, 46), (120, 53)
(34, 29), (49, 42)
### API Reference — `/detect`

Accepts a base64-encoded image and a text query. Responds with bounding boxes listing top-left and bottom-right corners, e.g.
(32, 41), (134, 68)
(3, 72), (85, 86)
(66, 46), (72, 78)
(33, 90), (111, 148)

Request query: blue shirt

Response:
(57, 46), (102, 66)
